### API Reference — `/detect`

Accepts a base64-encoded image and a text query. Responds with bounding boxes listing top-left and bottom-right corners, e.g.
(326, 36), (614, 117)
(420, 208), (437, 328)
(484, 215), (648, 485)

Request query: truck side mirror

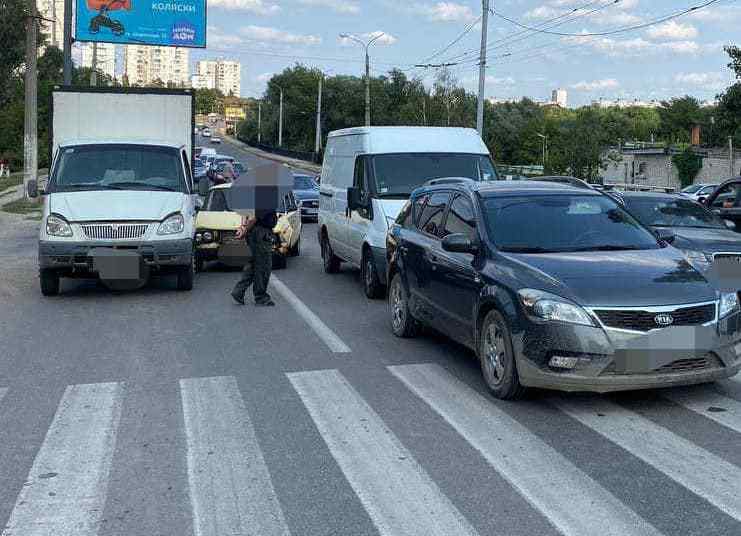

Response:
(27, 179), (38, 198)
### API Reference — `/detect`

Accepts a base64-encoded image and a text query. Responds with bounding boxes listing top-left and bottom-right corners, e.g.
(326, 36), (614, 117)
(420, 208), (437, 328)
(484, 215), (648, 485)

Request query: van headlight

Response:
(157, 213), (185, 235)
(518, 289), (595, 327)
(719, 292), (739, 318)
(46, 214), (73, 237)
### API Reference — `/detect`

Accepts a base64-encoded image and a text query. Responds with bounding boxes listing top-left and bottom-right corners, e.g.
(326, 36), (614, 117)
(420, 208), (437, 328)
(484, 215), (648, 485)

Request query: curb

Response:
(224, 137), (322, 175)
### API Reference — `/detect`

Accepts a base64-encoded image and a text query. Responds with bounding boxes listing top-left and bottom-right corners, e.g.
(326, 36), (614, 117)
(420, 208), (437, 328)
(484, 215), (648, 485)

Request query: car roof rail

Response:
(535, 176), (594, 189)
(424, 177), (475, 187)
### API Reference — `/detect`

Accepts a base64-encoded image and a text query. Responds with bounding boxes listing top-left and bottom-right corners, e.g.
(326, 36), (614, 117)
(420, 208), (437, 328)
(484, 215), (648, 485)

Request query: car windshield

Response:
(50, 144), (185, 193)
(484, 194), (660, 253)
(681, 184), (704, 194)
(294, 176), (317, 190)
(371, 153), (498, 197)
(624, 197), (726, 229)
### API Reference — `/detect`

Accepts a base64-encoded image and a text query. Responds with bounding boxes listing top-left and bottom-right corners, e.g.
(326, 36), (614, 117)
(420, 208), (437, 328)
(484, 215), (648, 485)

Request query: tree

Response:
(1, 0), (34, 105)
(195, 87), (224, 115)
(658, 96), (701, 144)
(724, 45), (741, 79)
(672, 148), (703, 188)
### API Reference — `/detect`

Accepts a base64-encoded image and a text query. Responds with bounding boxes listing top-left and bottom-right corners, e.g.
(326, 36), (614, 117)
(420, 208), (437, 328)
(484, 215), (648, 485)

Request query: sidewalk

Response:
(224, 136), (322, 175)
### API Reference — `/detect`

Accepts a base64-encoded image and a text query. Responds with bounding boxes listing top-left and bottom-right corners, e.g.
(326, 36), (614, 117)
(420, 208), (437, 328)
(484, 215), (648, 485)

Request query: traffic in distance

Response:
(28, 86), (741, 398)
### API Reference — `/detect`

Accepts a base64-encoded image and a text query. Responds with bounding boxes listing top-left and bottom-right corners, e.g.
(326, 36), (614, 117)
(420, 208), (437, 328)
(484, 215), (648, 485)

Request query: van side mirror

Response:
(347, 186), (367, 211)
(197, 177), (210, 197)
(27, 179), (38, 198)
(442, 233), (479, 254)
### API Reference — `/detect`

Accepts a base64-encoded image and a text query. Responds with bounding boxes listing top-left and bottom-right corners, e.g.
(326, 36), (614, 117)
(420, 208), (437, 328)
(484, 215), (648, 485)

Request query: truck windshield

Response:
(370, 153), (498, 197)
(50, 144), (185, 193)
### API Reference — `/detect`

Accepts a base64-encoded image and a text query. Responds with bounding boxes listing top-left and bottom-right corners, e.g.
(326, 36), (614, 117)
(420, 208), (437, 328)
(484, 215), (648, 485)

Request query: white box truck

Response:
(28, 87), (199, 295)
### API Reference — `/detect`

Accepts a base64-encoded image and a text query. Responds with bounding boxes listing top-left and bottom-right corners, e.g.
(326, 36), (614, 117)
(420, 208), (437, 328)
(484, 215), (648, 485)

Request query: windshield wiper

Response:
(107, 182), (178, 192)
(499, 246), (557, 253)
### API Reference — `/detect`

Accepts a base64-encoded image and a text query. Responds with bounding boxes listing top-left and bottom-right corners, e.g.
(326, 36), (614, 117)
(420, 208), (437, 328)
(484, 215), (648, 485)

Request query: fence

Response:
(243, 141), (322, 164)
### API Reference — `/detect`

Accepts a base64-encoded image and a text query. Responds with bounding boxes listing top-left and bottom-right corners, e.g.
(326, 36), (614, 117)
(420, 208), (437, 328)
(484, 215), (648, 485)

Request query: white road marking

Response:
(288, 369), (479, 536)
(555, 396), (741, 522)
(390, 364), (662, 536)
(270, 276), (351, 353)
(1, 382), (124, 536)
(664, 386), (741, 434)
(180, 376), (291, 536)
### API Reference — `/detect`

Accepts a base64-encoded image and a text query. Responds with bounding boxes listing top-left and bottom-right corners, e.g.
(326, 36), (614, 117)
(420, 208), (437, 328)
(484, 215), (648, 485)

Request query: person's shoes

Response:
(255, 299), (275, 307)
(231, 291), (245, 305)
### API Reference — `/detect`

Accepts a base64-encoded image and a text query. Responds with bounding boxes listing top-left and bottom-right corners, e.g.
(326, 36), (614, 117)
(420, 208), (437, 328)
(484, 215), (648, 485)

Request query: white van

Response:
(318, 126), (498, 298)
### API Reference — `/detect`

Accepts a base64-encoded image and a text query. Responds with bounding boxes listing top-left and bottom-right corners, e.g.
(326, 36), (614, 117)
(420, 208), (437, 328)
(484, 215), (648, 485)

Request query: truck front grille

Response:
(81, 223), (149, 240)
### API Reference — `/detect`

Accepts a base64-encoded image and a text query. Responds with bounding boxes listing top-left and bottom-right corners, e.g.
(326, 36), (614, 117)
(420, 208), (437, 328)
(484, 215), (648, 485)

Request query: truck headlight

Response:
(719, 292), (739, 318)
(46, 214), (73, 237)
(157, 213), (185, 235)
(518, 289), (595, 327)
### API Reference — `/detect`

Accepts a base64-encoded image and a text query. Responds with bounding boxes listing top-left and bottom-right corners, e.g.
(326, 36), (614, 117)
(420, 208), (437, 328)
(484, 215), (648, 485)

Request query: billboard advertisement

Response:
(75, 0), (206, 48)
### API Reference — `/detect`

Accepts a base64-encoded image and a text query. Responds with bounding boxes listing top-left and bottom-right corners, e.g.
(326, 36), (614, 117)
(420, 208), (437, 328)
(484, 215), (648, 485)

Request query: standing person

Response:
(231, 208), (277, 306)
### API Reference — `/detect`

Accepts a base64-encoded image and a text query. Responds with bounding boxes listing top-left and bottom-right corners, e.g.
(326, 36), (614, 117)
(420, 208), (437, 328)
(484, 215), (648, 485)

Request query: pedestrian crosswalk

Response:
(1, 369), (740, 536)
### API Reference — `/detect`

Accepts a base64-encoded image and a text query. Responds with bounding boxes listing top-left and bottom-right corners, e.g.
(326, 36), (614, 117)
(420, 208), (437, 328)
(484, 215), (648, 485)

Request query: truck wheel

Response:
(362, 248), (384, 299)
(40, 269), (60, 296)
(176, 261), (194, 291)
(321, 233), (341, 274)
(272, 253), (287, 270)
(479, 310), (525, 400)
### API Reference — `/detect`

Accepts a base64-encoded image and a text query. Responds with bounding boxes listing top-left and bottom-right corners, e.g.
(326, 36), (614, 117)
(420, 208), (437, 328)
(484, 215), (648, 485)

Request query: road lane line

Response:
(288, 369), (479, 536)
(664, 386), (741, 434)
(389, 364), (662, 536)
(180, 376), (291, 536)
(270, 276), (351, 353)
(554, 396), (741, 522)
(1, 382), (124, 536)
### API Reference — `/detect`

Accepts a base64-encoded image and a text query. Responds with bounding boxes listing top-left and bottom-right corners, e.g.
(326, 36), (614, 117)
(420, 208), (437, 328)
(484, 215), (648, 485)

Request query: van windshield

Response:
(370, 153), (498, 197)
(50, 144), (186, 193)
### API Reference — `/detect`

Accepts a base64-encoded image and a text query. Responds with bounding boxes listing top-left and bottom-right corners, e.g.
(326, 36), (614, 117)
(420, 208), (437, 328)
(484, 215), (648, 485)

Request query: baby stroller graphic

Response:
(88, 0), (130, 36)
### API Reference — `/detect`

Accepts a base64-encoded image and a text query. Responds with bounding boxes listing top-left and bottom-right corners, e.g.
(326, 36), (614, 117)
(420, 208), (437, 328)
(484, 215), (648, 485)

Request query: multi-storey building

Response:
(81, 43), (116, 81)
(192, 59), (241, 96)
(123, 45), (190, 87)
(36, 0), (65, 50)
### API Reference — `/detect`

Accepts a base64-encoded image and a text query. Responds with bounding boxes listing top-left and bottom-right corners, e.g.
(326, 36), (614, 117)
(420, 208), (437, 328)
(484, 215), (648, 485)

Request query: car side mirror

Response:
(442, 233), (479, 254)
(197, 177), (210, 197)
(698, 196), (707, 204)
(27, 179), (38, 198)
(725, 219), (736, 230)
(656, 229), (676, 245)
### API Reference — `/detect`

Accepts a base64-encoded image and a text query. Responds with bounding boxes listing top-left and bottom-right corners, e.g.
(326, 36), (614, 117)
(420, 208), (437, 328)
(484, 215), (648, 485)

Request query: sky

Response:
(193, 0), (740, 106)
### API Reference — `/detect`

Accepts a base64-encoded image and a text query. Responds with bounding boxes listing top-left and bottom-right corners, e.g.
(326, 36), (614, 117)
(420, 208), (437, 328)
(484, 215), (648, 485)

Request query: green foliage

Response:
(672, 148), (703, 188)
(0, 0), (32, 105)
(657, 96), (701, 144)
(195, 88), (225, 115)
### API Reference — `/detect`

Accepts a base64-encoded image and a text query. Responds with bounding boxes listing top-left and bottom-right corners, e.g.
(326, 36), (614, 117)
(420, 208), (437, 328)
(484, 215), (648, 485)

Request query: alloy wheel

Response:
(391, 279), (405, 332)
(483, 321), (507, 386)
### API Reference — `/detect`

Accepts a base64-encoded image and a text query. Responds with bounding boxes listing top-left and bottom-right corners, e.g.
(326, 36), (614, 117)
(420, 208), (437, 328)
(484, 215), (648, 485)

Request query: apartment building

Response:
(192, 59), (241, 96)
(81, 43), (116, 81)
(123, 45), (190, 87)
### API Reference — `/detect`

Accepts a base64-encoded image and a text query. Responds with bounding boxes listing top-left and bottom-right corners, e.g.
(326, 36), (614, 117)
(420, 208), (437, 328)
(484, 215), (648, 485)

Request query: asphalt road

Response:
(0, 138), (740, 536)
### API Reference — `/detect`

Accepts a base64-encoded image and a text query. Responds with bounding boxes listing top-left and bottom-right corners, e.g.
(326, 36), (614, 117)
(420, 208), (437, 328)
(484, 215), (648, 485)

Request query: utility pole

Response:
(315, 76), (323, 155)
(476, 0), (490, 136)
(24, 0), (38, 200)
(90, 43), (98, 86)
(257, 101), (262, 144)
(63, 0), (73, 84)
(537, 133), (548, 171)
(340, 32), (385, 127)
(730, 136), (735, 178)
(278, 87), (284, 147)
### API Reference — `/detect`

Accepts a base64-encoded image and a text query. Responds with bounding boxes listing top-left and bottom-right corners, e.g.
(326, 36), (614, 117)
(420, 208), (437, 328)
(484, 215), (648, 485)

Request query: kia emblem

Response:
(654, 313), (674, 327)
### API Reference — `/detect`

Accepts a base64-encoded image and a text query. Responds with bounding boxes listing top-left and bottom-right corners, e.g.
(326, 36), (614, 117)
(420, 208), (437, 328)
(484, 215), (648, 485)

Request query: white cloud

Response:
(240, 25), (322, 45)
(674, 71), (729, 91)
(569, 35), (706, 57)
(426, 2), (477, 23)
(687, 5), (741, 24)
(207, 0), (280, 15)
(571, 78), (620, 91)
(526, 0), (641, 25)
(298, 0), (360, 14)
(646, 21), (698, 41)
(256, 72), (274, 83)
(486, 76), (516, 85)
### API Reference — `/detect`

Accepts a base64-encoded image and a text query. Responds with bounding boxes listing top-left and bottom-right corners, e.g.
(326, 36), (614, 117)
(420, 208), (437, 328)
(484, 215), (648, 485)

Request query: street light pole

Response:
(339, 32), (385, 127)
(315, 75), (323, 155)
(476, 0), (490, 136)
(278, 87), (284, 147)
(537, 133), (548, 171)
(24, 0), (38, 200)
(63, 0), (73, 84)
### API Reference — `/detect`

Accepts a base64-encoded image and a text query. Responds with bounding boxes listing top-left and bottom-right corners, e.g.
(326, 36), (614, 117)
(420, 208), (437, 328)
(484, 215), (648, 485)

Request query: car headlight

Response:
(202, 231), (213, 242)
(719, 292), (739, 318)
(157, 213), (185, 235)
(518, 289), (595, 326)
(682, 249), (713, 270)
(46, 214), (73, 237)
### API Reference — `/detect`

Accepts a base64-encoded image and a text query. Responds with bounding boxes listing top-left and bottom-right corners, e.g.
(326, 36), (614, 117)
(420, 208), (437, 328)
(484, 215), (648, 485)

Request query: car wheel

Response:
(321, 233), (341, 274)
(40, 269), (60, 296)
(362, 248), (384, 299)
(176, 260), (195, 291)
(389, 273), (418, 337)
(290, 236), (301, 257)
(479, 310), (525, 400)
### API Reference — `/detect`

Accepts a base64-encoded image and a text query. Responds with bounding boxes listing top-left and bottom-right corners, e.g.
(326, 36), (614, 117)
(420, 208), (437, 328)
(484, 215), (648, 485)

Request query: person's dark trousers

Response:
(232, 225), (273, 304)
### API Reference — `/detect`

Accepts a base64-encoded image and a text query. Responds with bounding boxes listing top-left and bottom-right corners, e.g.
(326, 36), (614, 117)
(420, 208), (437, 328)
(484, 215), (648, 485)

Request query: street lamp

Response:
(273, 83), (284, 147)
(537, 133), (548, 171)
(339, 32), (385, 127)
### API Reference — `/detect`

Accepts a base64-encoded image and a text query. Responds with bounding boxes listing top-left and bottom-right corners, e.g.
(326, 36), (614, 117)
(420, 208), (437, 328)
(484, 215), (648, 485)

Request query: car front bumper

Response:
(514, 312), (741, 393)
(40, 239), (193, 272)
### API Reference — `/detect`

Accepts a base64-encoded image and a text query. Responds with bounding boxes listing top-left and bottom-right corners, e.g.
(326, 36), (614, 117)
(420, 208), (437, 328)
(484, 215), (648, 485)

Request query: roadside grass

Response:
(1, 198), (42, 216)
(0, 174), (23, 193)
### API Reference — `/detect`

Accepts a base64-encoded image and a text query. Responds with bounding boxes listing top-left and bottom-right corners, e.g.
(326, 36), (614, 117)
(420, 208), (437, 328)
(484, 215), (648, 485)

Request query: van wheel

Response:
(40, 269), (60, 296)
(389, 273), (418, 337)
(321, 233), (341, 274)
(479, 310), (525, 400)
(362, 249), (384, 299)
(176, 261), (195, 291)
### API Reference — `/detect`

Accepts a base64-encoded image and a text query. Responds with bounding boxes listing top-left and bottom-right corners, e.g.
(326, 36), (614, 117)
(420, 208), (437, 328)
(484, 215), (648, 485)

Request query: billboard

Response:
(75, 0), (206, 48)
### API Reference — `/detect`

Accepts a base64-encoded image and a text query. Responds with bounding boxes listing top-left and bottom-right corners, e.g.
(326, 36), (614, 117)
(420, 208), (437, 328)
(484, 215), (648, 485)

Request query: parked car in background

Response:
(702, 178), (741, 232)
(210, 137), (222, 144)
(319, 126), (499, 299)
(386, 180), (741, 399)
(202, 129), (211, 138)
(293, 174), (319, 221)
(620, 192), (741, 270)
(681, 183), (716, 201)
(194, 183), (302, 271)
